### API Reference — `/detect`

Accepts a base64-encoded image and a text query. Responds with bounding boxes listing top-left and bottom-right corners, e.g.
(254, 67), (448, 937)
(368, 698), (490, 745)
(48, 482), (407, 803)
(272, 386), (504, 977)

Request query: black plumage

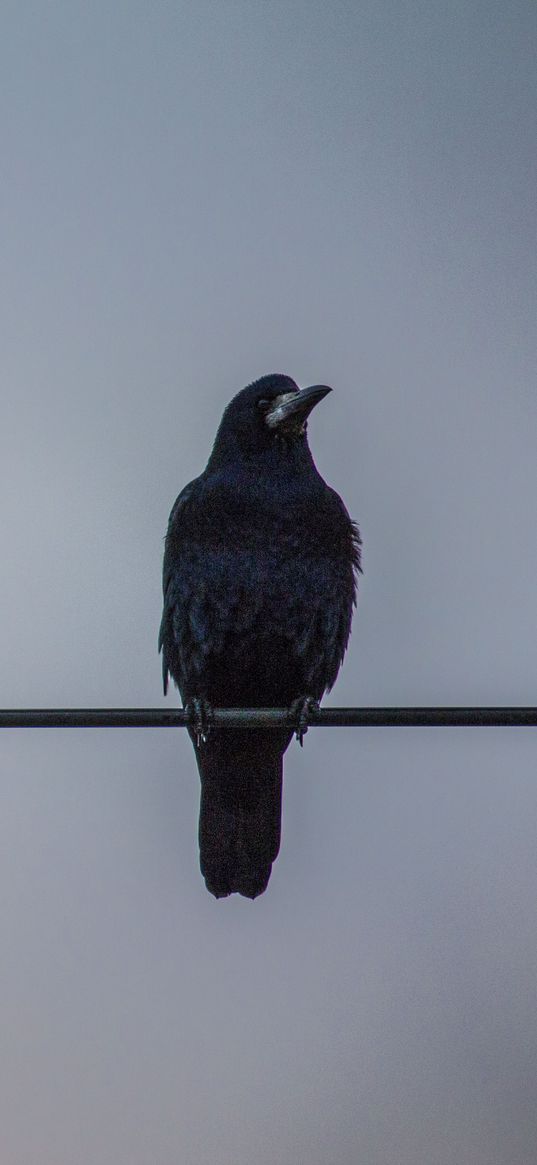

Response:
(159, 374), (361, 898)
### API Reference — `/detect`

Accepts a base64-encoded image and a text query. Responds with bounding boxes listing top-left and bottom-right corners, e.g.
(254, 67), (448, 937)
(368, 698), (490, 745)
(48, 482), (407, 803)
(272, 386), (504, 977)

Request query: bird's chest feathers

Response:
(190, 479), (345, 636)
(200, 464), (330, 556)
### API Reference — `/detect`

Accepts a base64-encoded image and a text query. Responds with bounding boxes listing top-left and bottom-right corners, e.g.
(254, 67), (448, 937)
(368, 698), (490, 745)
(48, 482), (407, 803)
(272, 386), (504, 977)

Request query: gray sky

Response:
(1, 2), (537, 1161)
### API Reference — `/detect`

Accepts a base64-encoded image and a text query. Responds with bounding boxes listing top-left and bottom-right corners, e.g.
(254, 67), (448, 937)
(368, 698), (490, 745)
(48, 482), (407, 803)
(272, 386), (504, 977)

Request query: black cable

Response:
(1, 707), (536, 728)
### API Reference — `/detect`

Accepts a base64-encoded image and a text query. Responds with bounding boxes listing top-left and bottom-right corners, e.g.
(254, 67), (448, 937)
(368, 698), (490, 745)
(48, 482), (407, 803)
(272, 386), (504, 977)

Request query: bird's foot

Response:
(185, 697), (213, 746)
(289, 696), (320, 747)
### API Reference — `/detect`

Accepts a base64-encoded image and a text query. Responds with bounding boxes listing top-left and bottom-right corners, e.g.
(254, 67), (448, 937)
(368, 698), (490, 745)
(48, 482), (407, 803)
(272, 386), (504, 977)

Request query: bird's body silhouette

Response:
(159, 374), (360, 897)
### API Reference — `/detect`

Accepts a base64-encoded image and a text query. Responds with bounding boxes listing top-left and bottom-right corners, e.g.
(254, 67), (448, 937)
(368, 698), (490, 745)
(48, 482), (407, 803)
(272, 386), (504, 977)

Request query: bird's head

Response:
(208, 374), (332, 465)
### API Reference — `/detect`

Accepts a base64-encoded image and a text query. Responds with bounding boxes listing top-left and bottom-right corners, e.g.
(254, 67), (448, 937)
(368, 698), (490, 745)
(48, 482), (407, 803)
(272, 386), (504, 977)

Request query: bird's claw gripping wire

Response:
(289, 696), (320, 746)
(185, 697), (212, 746)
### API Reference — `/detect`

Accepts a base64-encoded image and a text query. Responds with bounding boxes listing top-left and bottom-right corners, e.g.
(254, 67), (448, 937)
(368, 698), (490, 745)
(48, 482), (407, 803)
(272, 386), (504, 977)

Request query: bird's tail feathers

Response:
(195, 728), (289, 899)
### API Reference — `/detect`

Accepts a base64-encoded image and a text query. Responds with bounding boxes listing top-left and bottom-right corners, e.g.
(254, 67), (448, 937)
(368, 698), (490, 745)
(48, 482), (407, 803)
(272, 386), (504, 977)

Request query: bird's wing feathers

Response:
(290, 534), (358, 692)
(159, 480), (202, 693)
(159, 478), (265, 694)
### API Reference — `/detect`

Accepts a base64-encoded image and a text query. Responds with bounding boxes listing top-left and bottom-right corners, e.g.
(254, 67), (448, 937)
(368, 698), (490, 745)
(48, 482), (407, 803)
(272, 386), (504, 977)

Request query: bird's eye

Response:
(256, 398), (269, 410)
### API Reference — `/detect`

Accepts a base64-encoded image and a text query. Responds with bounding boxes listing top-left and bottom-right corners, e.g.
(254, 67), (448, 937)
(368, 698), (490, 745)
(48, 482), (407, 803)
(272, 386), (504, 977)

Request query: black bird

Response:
(159, 374), (361, 898)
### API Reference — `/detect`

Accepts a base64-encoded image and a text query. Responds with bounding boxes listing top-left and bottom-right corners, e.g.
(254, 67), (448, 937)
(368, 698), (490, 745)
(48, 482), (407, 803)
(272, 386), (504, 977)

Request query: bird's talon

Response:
(289, 696), (320, 745)
(185, 697), (212, 745)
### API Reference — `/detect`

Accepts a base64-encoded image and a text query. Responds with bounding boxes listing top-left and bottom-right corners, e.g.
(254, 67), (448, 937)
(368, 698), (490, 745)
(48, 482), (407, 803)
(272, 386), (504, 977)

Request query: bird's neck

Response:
(205, 440), (324, 515)
(207, 435), (318, 480)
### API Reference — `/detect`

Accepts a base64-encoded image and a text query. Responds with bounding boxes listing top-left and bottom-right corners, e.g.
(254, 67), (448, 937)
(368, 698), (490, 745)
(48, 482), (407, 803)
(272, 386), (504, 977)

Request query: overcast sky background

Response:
(1, 2), (537, 1161)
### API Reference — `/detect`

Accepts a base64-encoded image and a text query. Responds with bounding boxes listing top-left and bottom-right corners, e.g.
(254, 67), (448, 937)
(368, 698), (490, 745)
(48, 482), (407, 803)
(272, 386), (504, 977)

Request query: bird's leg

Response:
(289, 696), (320, 747)
(185, 697), (213, 746)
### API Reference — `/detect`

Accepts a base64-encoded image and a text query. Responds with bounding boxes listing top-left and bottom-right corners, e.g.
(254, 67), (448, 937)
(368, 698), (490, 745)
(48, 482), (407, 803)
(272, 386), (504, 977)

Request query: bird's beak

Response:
(265, 384), (332, 429)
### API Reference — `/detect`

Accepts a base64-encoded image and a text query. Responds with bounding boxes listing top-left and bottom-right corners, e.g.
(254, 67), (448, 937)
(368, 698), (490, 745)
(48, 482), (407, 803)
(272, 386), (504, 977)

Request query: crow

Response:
(159, 374), (361, 898)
